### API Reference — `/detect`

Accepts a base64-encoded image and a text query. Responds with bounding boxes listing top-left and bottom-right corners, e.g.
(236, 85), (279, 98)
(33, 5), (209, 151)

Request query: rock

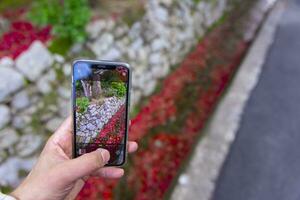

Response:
(115, 26), (129, 38)
(130, 38), (144, 51)
(46, 117), (64, 132)
(151, 38), (169, 51)
(0, 66), (24, 102)
(58, 98), (71, 118)
(0, 128), (19, 150)
(149, 52), (163, 65)
(143, 79), (156, 96)
(58, 86), (71, 99)
(70, 43), (83, 54)
(102, 47), (121, 60)
(131, 89), (142, 106)
(53, 54), (65, 63)
(0, 156), (37, 186)
(15, 41), (53, 81)
(36, 69), (56, 94)
(15, 134), (43, 157)
(129, 22), (142, 40)
(89, 33), (114, 57)
(63, 64), (72, 76)
(0, 150), (7, 164)
(11, 90), (30, 111)
(12, 114), (31, 129)
(86, 123), (96, 131)
(153, 6), (169, 23)
(0, 105), (10, 129)
(86, 20), (106, 39)
(0, 57), (14, 67)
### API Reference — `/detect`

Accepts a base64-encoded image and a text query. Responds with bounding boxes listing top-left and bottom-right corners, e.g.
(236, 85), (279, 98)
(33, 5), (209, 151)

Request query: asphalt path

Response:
(212, 0), (300, 199)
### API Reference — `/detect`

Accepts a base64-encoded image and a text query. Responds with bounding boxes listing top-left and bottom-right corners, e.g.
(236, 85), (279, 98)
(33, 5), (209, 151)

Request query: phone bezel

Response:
(71, 59), (131, 166)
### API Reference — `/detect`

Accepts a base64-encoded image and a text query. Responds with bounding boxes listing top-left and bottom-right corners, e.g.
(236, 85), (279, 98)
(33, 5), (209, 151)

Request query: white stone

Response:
(153, 6), (169, 23)
(36, 69), (56, 94)
(15, 134), (43, 157)
(58, 86), (71, 99)
(11, 90), (30, 111)
(0, 57), (14, 67)
(46, 117), (64, 132)
(0, 156), (37, 187)
(149, 52), (163, 65)
(0, 66), (24, 102)
(12, 114), (30, 129)
(102, 47), (121, 60)
(89, 33), (114, 57)
(143, 79), (156, 96)
(63, 64), (72, 76)
(151, 38), (169, 51)
(53, 54), (65, 63)
(178, 174), (190, 185)
(0, 128), (19, 150)
(15, 41), (53, 81)
(0, 105), (10, 129)
(86, 20), (106, 39)
(129, 22), (142, 39)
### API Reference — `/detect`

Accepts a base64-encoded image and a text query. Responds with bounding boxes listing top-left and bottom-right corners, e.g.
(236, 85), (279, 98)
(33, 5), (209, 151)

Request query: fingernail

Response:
(98, 148), (110, 163)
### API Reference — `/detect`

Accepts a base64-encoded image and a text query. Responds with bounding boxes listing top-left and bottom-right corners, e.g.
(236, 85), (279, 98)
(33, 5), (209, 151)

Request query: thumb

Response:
(55, 148), (110, 183)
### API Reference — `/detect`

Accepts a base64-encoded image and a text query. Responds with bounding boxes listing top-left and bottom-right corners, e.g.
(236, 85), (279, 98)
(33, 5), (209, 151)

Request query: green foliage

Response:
(76, 97), (90, 113)
(27, 0), (91, 45)
(111, 82), (126, 98)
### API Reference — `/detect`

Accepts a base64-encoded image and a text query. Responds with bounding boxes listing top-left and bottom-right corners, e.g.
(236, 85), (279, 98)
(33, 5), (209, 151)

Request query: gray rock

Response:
(58, 86), (71, 99)
(0, 66), (24, 102)
(102, 47), (121, 60)
(12, 114), (31, 129)
(89, 33), (114, 57)
(149, 52), (163, 65)
(53, 54), (65, 63)
(15, 134), (43, 158)
(0, 156), (37, 186)
(143, 79), (157, 96)
(46, 117), (64, 132)
(36, 69), (56, 94)
(11, 90), (30, 111)
(129, 22), (142, 39)
(86, 123), (96, 131)
(15, 41), (53, 81)
(0, 105), (10, 129)
(63, 64), (72, 76)
(86, 20), (106, 39)
(153, 6), (169, 23)
(0, 128), (19, 150)
(0, 57), (14, 68)
(151, 38), (169, 51)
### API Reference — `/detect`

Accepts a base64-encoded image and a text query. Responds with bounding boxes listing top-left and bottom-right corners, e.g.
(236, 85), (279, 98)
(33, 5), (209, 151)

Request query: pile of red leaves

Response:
(0, 21), (51, 59)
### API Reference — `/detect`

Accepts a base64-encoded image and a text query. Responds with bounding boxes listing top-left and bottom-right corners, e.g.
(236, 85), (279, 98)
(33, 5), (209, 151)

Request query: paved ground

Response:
(170, 1), (282, 199)
(212, 0), (300, 200)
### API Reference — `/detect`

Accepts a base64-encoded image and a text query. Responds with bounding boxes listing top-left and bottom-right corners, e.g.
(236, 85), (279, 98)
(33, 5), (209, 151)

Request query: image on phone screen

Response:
(73, 61), (129, 166)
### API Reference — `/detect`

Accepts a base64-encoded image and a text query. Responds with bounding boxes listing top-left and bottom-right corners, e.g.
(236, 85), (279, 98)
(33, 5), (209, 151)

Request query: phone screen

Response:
(73, 61), (129, 166)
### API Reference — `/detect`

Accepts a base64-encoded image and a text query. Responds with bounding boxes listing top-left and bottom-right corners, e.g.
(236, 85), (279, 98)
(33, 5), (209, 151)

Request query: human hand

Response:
(11, 117), (138, 200)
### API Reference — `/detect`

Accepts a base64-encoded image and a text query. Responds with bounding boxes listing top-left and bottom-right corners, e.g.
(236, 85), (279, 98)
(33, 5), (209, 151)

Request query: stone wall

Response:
(0, 0), (229, 187)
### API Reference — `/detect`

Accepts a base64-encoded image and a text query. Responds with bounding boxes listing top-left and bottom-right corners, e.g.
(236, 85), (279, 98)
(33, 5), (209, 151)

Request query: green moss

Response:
(0, 185), (13, 194)
(122, 7), (145, 27)
(0, 0), (31, 12)
(18, 169), (29, 178)
(48, 37), (73, 56)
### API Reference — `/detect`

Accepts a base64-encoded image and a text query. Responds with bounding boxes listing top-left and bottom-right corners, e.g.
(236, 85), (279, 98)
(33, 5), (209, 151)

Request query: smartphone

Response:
(72, 60), (131, 166)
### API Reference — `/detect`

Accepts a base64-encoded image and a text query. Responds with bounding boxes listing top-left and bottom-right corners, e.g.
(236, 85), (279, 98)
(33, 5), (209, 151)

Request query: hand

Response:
(11, 117), (138, 200)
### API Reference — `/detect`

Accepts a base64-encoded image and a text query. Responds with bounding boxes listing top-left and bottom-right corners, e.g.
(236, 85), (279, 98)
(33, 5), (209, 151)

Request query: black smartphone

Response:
(72, 60), (131, 166)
